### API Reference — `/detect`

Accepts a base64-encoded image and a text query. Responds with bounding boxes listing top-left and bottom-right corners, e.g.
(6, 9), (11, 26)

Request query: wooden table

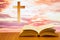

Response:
(0, 32), (60, 40)
(0, 32), (59, 40)
(0, 28), (20, 40)
(19, 32), (60, 40)
(0, 28), (60, 40)
(0, 32), (20, 40)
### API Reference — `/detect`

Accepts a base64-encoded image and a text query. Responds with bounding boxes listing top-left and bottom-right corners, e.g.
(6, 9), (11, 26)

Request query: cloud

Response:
(0, 14), (11, 18)
(0, 0), (10, 12)
(0, 21), (28, 28)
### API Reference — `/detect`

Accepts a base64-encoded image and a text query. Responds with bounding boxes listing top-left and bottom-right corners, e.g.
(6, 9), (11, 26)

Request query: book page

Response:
(36, 24), (54, 33)
(22, 24), (54, 33)
(22, 25), (38, 33)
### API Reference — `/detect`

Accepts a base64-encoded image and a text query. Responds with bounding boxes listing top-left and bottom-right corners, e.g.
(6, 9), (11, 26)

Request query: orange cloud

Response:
(0, 0), (10, 12)
(0, 14), (11, 18)
(34, 0), (60, 5)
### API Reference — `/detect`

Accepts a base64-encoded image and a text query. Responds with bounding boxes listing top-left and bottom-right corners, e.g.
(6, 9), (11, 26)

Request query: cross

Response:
(13, 1), (25, 23)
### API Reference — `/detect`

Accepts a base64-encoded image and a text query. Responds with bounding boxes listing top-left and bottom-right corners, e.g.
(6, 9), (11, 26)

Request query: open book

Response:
(20, 24), (57, 37)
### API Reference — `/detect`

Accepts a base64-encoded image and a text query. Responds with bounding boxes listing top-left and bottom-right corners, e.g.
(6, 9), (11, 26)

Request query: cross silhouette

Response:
(14, 1), (25, 23)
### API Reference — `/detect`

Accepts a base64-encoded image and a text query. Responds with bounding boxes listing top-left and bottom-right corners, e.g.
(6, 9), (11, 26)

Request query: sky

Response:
(0, 0), (60, 21)
(0, 0), (60, 31)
